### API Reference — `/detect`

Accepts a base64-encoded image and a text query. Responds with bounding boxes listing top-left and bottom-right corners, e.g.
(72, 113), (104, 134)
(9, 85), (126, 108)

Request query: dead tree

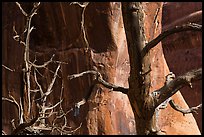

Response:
(2, 2), (202, 135)
(67, 2), (202, 135)
(2, 2), (82, 135)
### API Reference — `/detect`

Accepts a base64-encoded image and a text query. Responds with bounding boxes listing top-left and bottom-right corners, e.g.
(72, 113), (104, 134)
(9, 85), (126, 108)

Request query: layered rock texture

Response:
(2, 2), (201, 135)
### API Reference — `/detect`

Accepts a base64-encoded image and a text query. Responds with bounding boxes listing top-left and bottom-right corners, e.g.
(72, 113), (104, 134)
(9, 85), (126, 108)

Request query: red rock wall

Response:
(162, 2), (202, 133)
(2, 2), (135, 135)
(141, 2), (200, 135)
(2, 2), (201, 135)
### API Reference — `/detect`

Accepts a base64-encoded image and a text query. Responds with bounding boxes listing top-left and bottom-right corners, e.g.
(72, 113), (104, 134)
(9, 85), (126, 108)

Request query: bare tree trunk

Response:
(122, 2), (201, 135)
(122, 2), (155, 134)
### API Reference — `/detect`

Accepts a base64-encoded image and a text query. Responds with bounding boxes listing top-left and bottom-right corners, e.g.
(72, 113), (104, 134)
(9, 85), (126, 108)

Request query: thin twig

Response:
(32, 126), (52, 131)
(74, 98), (86, 116)
(54, 122), (82, 135)
(53, 60), (69, 65)
(67, 70), (98, 80)
(2, 64), (15, 72)
(13, 24), (26, 46)
(43, 67), (61, 78)
(44, 99), (63, 111)
(19, 98), (24, 124)
(34, 68), (45, 78)
(30, 89), (40, 93)
(70, 2), (90, 52)
(38, 111), (58, 121)
(45, 64), (61, 96)
(81, 4), (90, 51)
(29, 54), (55, 68)
(15, 2), (28, 16)
(34, 69), (44, 97)
(2, 95), (22, 124)
(70, 2), (89, 8)
(11, 119), (16, 130)
(2, 130), (7, 135)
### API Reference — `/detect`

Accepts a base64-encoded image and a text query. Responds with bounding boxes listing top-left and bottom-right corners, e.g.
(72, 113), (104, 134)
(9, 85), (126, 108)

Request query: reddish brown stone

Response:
(162, 2), (202, 133)
(2, 2), (201, 135)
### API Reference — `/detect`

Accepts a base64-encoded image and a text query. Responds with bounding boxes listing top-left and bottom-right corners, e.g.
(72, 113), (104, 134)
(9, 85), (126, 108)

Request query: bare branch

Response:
(70, 2), (89, 8)
(32, 126), (52, 131)
(15, 2), (28, 16)
(53, 122), (83, 135)
(28, 2), (41, 18)
(2, 97), (16, 103)
(70, 2), (90, 52)
(97, 73), (129, 94)
(53, 60), (69, 65)
(10, 2), (80, 135)
(21, 2), (40, 116)
(45, 64), (61, 96)
(2, 130), (7, 135)
(38, 111), (58, 121)
(74, 98), (86, 116)
(29, 54), (55, 68)
(154, 68), (202, 108)
(81, 3), (89, 52)
(66, 71), (116, 117)
(44, 99), (63, 111)
(34, 69), (44, 97)
(35, 68), (45, 78)
(141, 23), (202, 57)
(19, 98), (24, 124)
(59, 83), (64, 109)
(67, 122), (83, 134)
(163, 10), (202, 31)
(16, 2), (41, 116)
(30, 89), (40, 93)
(169, 100), (202, 115)
(12, 25), (26, 46)
(57, 108), (73, 120)
(11, 119), (16, 130)
(67, 70), (128, 94)
(2, 95), (22, 124)
(2, 64), (15, 72)
(67, 70), (98, 80)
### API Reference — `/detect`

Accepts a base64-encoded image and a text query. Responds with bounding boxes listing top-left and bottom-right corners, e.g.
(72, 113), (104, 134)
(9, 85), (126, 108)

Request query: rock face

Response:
(2, 2), (134, 135)
(2, 2), (201, 135)
(162, 2), (202, 132)
(141, 2), (200, 135)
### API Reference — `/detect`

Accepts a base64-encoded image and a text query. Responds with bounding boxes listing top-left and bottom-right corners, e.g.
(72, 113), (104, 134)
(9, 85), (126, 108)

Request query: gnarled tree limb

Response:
(169, 99), (202, 116)
(141, 23), (202, 57)
(67, 70), (128, 94)
(154, 68), (202, 108)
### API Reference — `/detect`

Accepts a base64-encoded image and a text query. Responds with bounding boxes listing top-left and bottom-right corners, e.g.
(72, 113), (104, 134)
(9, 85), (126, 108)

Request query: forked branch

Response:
(169, 99), (202, 116)
(154, 68), (202, 108)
